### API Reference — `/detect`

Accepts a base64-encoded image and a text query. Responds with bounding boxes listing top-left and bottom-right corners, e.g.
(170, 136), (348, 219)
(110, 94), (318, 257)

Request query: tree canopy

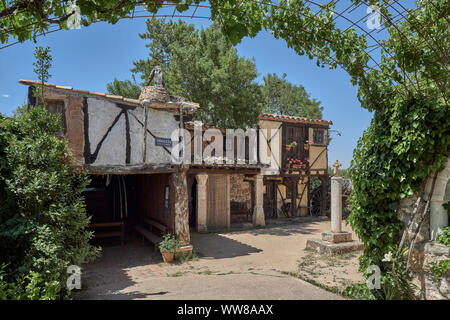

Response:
(108, 18), (324, 128)
(131, 19), (263, 129)
(261, 73), (323, 119)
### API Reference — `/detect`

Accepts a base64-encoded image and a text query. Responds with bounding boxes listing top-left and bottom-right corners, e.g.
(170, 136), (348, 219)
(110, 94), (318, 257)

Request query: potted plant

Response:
(159, 233), (181, 263)
(304, 140), (314, 150)
(285, 141), (297, 151)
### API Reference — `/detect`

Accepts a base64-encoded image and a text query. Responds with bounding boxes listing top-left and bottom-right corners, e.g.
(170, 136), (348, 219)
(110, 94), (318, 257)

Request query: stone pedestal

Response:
(322, 231), (352, 243)
(196, 173), (208, 232)
(171, 169), (190, 245)
(253, 175), (265, 227)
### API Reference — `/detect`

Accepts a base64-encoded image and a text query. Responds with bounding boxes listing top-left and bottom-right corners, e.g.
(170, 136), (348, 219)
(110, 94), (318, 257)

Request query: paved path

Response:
(74, 271), (342, 300)
(74, 218), (356, 300)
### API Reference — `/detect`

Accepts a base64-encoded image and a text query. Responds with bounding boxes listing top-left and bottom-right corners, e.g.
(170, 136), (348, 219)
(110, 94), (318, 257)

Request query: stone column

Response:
(253, 175), (265, 226)
(170, 168), (190, 245)
(430, 200), (448, 240)
(196, 173), (208, 232)
(331, 176), (343, 233)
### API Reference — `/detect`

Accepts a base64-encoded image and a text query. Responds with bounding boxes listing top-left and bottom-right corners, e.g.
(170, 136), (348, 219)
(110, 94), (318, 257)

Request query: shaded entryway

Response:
(83, 173), (174, 246)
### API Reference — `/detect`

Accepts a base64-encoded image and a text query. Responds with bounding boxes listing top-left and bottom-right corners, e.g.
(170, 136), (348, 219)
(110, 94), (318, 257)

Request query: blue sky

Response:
(1, 1), (416, 168)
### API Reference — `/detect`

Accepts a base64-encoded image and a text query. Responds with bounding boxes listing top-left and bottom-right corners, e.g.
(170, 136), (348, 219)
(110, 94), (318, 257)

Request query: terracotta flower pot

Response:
(285, 145), (292, 151)
(304, 144), (310, 150)
(161, 251), (174, 263)
(291, 164), (302, 169)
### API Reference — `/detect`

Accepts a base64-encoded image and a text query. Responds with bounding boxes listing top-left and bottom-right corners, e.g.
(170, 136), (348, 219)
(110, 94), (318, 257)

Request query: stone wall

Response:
(421, 242), (450, 300)
(230, 174), (251, 207)
(397, 155), (450, 300)
(85, 97), (178, 166)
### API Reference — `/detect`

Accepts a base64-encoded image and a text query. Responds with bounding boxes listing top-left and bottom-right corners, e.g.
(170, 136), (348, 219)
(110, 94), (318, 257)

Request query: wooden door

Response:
(207, 175), (228, 230)
(264, 182), (277, 219)
(282, 124), (308, 168)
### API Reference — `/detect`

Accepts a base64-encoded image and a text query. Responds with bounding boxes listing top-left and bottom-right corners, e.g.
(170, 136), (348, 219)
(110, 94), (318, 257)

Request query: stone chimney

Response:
(139, 66), (170, 103)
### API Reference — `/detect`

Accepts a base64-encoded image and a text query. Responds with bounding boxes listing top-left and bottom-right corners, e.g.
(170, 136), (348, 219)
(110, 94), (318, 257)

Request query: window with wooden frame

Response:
(312, 129), (326, 146)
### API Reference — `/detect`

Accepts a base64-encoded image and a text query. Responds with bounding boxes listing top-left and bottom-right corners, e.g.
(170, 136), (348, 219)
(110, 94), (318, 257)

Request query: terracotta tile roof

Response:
(18, 79), (199, 111)
(258, 113), (332, 126)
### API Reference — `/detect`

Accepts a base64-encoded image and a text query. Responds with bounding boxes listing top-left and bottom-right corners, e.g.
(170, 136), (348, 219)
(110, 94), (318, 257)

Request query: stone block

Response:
(306, 238), (364, 255)
(322, 231), (352, 243)
(175, 244), (193, 258)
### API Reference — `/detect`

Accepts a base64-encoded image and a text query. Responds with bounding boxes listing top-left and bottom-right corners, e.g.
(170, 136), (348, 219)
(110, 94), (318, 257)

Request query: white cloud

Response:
(1, 94), (10, 98)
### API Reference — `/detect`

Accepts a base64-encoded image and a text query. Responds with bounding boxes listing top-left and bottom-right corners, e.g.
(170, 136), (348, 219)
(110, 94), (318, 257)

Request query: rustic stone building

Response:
(228, 113), (332, 222)
(19, 78), (267, 252)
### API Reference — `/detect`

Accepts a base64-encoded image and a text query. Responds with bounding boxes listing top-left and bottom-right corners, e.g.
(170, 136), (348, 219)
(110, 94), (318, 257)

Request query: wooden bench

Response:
(230, 202), (252, 223)
(134, 217), (168, 252)
(231, 210), (252, 223)
(89, 221), (124, 245)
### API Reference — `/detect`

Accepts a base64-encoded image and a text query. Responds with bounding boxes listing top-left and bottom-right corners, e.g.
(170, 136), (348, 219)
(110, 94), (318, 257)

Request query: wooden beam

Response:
(83, 164), (178, 175)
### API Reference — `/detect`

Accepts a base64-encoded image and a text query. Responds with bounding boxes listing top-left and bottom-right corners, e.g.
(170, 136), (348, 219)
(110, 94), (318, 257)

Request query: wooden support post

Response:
(226, 174), (231, 230)
(290, 176), (299, 217)
(143, 103), (148, 163)
(170, 167), (190, 245)
(196, 173), (208, 232)
(253, 175), (265, 226)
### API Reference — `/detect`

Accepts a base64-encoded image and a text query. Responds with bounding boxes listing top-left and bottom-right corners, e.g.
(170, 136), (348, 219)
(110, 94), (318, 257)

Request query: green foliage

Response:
(0, 107), (101, 298)
(436, 227), (450, 247)
(106, 78), (141, 100)
(342, 283), (376, 300)
(261, 73), (323, 119)
(32, 46), (52, 105)
(0, 264), (60, 300)
(158, 233), (181, 254)
(0, 1), (203, 44)
(428, 260), (450, 280)
(341, 2), (450, 296)
(0, 106), (100, 299)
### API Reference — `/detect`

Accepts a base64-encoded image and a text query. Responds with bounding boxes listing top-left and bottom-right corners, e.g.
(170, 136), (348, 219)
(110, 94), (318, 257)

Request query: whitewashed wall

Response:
(85, 97), (178, 166)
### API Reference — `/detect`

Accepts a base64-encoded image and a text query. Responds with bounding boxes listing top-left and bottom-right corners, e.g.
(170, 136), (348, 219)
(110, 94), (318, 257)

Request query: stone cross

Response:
(332, 160), (342, 176)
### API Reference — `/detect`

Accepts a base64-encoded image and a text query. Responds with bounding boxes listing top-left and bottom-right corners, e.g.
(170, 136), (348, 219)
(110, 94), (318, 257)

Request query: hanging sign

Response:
(155, 137), (172, 147)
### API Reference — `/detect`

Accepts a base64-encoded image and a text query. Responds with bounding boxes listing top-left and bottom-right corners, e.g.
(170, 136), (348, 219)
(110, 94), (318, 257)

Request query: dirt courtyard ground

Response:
(73, 217), (364, 300)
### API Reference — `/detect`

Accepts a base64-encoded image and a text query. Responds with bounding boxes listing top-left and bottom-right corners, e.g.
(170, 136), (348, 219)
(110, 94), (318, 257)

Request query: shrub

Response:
(0, 106), (100, 299)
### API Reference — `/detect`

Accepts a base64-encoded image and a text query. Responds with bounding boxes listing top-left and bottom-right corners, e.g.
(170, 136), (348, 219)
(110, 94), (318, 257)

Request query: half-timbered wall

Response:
(38, 87), (179, 169)
(258, 120), (282, 175)
(84, 97), (178, 167)
(308, 126), (328, 172)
